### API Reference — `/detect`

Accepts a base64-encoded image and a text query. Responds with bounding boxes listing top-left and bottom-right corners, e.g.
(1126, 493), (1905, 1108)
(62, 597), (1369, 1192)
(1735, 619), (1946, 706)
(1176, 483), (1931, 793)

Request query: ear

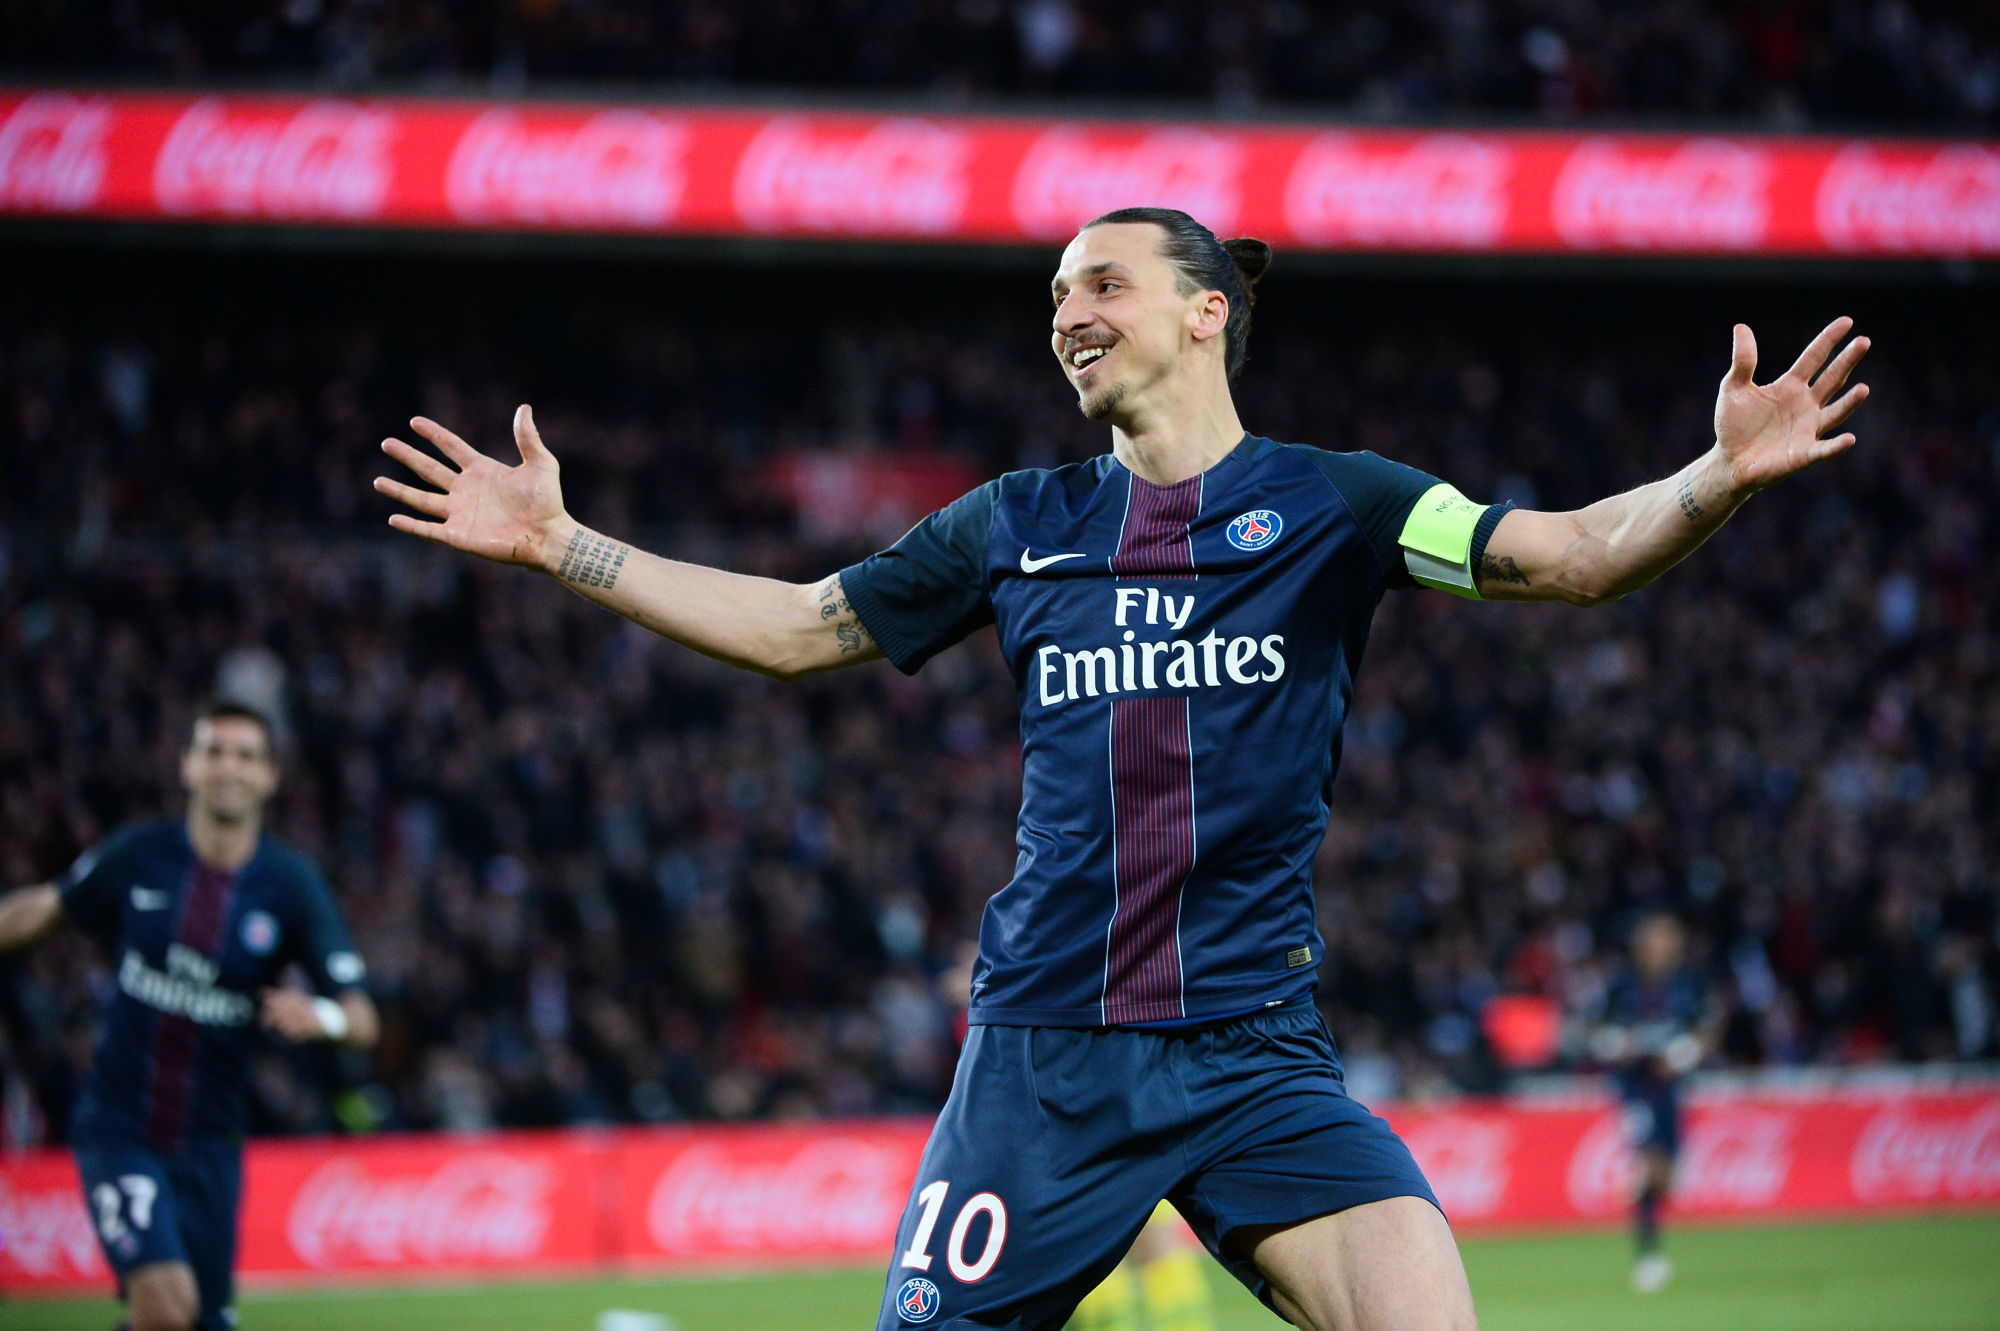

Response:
(1187, 289), (1230, 346)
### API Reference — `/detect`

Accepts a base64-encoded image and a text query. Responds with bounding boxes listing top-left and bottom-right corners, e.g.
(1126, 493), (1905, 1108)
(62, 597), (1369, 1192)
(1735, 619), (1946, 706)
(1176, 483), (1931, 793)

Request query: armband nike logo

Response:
(1020, 549), (1087, 573)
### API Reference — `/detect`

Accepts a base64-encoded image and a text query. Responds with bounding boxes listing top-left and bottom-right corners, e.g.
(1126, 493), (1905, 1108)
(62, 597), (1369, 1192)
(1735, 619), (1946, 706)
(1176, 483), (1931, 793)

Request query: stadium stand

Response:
(0, 251), (1995, 1141)
(2, 1), (1995, 130)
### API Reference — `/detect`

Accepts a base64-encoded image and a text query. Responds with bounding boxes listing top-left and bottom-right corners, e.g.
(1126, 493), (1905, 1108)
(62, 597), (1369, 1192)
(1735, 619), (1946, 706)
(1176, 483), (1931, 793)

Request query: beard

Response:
(1076, 377), (1128, 422)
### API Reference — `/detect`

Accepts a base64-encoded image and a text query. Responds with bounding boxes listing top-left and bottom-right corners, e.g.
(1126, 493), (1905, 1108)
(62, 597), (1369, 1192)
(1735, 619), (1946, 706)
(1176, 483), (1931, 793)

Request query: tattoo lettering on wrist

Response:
(555, 530), (630, 590)
(815, 575), (875, 654)
(1675, 473), (1706, 524)
(1479, 551), (1531, 587)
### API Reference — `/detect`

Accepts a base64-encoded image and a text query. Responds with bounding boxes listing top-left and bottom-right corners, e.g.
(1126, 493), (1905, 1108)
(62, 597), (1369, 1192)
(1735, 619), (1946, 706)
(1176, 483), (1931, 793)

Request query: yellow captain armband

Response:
(1398, 483), (1489, 599)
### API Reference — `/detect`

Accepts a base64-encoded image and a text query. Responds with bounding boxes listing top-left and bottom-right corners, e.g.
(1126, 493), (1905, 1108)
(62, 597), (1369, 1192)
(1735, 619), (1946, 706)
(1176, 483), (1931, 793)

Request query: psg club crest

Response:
(897, 1276), (942, 1323)
(239, 909), (280, 956)
(1226, 509), (1283, 552)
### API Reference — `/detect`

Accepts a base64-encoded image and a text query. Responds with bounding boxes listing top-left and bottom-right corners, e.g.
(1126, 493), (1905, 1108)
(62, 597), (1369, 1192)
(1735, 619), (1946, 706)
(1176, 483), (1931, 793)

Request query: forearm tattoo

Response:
(555, 530), (630, 590)
(1478, 551), (1531, 587)
(816, 574), (874, 655)
(1675, 472), (1706, 524)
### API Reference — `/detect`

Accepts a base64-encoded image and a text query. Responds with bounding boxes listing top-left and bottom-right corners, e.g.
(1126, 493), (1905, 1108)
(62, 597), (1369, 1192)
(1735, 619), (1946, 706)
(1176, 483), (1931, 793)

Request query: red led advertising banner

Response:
(0, 89), (1996, 256)
(5, 1089), (1997, 1294)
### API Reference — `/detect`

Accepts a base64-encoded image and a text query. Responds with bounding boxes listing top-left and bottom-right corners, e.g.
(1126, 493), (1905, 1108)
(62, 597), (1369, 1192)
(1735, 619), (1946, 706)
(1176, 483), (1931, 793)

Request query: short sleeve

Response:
(287, 862), (367, 994)
(55, 825), (146, 939)
(1299, 448), (1513, 597)
(838, 480), (1000, 674)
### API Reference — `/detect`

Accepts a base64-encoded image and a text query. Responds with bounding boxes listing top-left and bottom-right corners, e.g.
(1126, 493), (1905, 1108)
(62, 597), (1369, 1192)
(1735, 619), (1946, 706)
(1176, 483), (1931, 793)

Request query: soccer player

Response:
(1071, 1200), (1216, 1331)
(1590, 911), (1717, 1294)
(373, 207), (1869, 1330)
(0, 702), (378, 1331)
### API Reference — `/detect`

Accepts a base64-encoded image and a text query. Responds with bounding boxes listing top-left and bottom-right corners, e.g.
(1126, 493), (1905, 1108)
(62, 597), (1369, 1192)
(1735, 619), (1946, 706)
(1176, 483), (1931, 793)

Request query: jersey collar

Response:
(1104, 431), (1262, 489)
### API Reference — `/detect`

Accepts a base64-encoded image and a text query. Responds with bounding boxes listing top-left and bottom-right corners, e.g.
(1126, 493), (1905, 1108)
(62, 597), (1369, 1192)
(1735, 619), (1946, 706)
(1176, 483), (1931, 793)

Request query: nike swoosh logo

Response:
(1019, 550), (1088, 573)
(130, 887), (171, 910)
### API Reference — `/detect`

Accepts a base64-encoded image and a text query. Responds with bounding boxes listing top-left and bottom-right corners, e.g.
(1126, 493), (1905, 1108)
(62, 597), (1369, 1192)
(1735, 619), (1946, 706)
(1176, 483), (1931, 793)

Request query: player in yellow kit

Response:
(1072, 1202), (1214, 1331)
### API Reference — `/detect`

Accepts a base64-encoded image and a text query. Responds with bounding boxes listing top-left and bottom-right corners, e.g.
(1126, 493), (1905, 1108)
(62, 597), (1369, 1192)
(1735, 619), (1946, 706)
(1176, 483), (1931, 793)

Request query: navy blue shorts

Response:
(1618, 1076), (1683, 1159)
(73, 1138), (242, 1330)
(874, 1002), (1438, 1329)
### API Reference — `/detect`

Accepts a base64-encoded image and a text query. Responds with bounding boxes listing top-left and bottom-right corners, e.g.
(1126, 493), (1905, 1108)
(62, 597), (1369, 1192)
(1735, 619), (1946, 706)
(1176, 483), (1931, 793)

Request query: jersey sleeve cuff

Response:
(1469, 501), (1514, 572)
(835, 559), (925, 675)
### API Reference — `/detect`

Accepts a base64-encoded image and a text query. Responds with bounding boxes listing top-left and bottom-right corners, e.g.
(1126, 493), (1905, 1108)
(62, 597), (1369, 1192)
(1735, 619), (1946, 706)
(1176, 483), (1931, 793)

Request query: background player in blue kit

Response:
(1591, 911), (1719, 1295)
(0, 702), (379, 1331)
(375, 207), (1870, 1329)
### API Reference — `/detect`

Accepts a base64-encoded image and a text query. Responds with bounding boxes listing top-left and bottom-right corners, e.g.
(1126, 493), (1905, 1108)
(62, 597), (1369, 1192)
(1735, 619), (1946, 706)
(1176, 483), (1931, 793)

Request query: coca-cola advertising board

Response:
(4, 1091), (1997, 1295)
(618, 1122), (923, 1266)
(1, 90), (1995, 256)
(239, 1133), (606, 1279)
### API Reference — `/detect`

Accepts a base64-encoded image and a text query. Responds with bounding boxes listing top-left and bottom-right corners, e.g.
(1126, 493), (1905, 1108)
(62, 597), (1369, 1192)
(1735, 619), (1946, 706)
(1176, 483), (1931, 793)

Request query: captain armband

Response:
(1398, 483), (1499, 600)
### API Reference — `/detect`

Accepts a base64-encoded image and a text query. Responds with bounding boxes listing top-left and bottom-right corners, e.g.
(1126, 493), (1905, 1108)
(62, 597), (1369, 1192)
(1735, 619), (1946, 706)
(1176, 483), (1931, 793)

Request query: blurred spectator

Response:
(0, 250), (1995, 1140)
(2, 0), (1996, 130)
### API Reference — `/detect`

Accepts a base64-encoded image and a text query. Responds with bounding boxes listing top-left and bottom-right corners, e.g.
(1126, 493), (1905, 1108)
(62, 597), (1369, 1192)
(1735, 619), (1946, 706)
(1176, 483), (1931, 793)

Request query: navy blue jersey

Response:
(1604, 967), (1707, 1084)
(1604, 969), (1705, 1029)
(842, 434), (1506, 1027)
(55, 821), (366, 1149)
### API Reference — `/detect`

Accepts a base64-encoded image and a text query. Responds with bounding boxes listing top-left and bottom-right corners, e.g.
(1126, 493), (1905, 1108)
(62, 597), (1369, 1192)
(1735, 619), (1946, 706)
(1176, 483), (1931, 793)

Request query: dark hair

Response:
(1084, 206), (1273, 380)
(192, 699), (275, 749)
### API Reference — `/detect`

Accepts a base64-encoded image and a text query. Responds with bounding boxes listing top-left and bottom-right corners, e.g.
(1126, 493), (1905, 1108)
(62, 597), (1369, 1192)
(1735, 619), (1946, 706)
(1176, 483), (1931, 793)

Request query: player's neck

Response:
(186, 809), (261, 871)
(1109, 381), (1244, 487)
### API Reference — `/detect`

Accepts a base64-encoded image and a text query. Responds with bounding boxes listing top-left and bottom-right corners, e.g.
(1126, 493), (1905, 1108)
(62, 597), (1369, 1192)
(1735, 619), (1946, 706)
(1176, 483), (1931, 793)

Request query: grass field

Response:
(9, 1213), (1998, 1330)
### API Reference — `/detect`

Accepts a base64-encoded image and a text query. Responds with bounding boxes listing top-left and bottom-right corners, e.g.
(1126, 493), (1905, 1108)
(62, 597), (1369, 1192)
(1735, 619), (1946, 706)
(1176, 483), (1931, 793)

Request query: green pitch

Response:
(9, 1213), (1997, 1330)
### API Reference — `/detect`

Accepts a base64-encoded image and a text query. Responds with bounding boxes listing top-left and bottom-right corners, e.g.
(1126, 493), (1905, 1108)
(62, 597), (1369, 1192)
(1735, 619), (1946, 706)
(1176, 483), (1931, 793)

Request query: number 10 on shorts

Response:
(899, 1180), (1008, 1282)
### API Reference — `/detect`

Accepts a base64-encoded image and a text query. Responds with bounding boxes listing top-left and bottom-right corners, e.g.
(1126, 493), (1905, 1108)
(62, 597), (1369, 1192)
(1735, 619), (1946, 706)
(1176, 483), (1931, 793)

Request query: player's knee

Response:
(127, 1262), (200, 1331)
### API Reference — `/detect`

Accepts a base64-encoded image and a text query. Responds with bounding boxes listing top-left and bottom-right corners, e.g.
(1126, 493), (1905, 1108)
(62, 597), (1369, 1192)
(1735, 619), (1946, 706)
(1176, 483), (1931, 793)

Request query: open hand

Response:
(374, 406), (569, 569)
(1714, 317), (1870, 494)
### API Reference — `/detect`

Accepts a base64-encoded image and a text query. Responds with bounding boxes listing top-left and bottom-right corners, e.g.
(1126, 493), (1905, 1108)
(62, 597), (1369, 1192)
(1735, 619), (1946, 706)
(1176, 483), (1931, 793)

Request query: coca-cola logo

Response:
(734, 118), (971, 236)
(1673, 1108), (1795, 1208)
(1815, 144), (2000, 256)
(0, 94), (112, 213)
(1283, 134), (1511, 249)
(1850, 1100), (2000, 1202)
(0, 1179), (104, 1277)
(446, 109), (689, 229)
(1567, 1107), (1795, 1213)
(1553, 138), (1771, 251)
(286, 1154), (555, 1267)
(154, 99), (395, 220)
(1012, 128), (1243, 240)
(646, 1138), (912, 1254)
(1400, 1117), (1513, 1217)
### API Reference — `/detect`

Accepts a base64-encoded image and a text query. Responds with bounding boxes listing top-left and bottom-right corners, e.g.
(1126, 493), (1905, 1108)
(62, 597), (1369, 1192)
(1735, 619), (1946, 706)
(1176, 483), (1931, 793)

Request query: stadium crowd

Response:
(4, 0), (1997, 129)
(0, 255), (1995, 1141)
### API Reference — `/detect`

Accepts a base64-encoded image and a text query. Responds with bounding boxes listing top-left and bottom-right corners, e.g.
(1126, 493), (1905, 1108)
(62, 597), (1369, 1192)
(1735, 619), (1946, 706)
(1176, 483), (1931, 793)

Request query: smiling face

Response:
(180, 714), (277, 825)
(1050, 222), (1229, 425)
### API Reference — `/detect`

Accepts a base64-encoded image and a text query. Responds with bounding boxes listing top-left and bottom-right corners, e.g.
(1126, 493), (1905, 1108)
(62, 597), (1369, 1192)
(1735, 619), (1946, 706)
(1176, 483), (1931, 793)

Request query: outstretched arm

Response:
(1477, 317), (1870, 605)
(373, 407), (881, 679)
(0, 885), (62, 951)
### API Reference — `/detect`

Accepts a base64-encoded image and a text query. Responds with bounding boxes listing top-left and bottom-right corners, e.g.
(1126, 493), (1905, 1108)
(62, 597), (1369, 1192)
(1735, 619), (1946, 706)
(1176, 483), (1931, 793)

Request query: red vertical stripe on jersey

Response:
(1105, 696), (1196, 1024)
(1109, 473), (1199, 580)
(1103, 473), (1201, 1024)
(145, 861), (235, 1152)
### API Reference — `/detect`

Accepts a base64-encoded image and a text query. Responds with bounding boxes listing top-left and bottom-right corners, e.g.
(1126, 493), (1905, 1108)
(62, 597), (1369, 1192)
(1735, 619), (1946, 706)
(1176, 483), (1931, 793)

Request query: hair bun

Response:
(1222, 237), (1273, 293)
